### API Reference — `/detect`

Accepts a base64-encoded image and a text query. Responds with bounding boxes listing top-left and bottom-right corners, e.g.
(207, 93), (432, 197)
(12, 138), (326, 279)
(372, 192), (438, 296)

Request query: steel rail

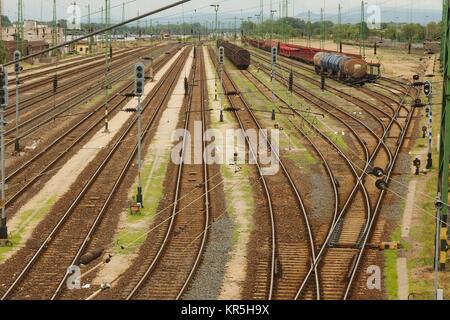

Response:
(343, 85), (419, 299)
(240, 68), (371, 300)
(3, 46), (179, 208)
(0, 47), (189, 300)
(210, 46), (320, 299)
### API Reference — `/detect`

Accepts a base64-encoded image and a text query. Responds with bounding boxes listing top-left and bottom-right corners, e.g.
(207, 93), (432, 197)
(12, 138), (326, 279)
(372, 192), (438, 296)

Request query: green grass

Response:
(384, 227), (401, 300)
(79, 79), (129, 110)
(0, 195), (57, 262)
(231, 66), (320, 166)
(114, 153), (170, 254)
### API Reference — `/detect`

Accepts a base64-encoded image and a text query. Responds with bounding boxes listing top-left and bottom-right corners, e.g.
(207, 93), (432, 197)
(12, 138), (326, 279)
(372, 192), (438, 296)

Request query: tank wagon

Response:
(217, 40), (251, 70)
(313, 52), (373, 85)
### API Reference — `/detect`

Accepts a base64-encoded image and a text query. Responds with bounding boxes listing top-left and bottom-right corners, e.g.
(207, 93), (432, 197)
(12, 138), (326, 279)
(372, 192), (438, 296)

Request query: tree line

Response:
(240, 17), (442, 43)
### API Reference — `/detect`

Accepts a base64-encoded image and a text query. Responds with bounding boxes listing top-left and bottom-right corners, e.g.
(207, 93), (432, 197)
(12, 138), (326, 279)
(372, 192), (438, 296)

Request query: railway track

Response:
(6, 47), (136, 86)
(3, 45), (181, 217)
(124, 45), (210, 300)
(249, 49), (404, 134)
(0, 46), (190, 300)
(235, 47), (418, 299)
(239, 67), (372, 299)
(5, 46), (152, 102)
(209, 46), (318, 300)
(3, 45), (168, 146)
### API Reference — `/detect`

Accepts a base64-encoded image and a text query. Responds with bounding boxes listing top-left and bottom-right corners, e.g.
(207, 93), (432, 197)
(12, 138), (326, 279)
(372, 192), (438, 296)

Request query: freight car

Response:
(313, 52), (369, 84)
(217, 40), (251, 70)
(243, 38), (380, 84)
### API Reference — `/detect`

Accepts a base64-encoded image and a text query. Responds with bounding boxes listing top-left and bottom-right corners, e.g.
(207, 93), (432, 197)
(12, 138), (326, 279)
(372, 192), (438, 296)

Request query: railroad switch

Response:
(377, 241), (401, 251)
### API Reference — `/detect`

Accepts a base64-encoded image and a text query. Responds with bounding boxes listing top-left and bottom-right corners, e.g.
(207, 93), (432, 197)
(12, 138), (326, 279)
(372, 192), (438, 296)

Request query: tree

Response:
(1, 16), (11, 27)
(426, 21), (442, 40)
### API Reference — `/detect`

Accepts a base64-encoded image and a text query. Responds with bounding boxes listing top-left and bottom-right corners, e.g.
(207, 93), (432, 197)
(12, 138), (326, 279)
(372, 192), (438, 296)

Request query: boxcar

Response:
(217, 40), (251, 70)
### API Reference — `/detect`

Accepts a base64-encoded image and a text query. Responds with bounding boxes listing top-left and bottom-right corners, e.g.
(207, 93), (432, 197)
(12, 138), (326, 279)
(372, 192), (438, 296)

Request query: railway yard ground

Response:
(0, 35), (445, 305)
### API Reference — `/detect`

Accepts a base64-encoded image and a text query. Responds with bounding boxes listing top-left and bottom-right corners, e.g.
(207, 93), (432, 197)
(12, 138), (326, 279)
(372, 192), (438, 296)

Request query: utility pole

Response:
(137, 11), (140, 38)
(234, 16), (237, 42)
(260, 0), (264, 24)
(17, 0), (24, 55)
(307, 10), (311, 48)
(13, 50), (20, 153)
(441, 0), (448, 66)
(103, 0), (111, 133)
(87, 4), (93, 54)
(0, 68), (7, 243)
(0, 0), (3, 43)
(337, 3), (342, 52)
(210, 4), (219, 40)
(271, 46), (277, 121)
(52, 0), (57, 56)
(255, 13), (261, 39)
(320, 8), (324, 50)
(360, 0), (366, 57)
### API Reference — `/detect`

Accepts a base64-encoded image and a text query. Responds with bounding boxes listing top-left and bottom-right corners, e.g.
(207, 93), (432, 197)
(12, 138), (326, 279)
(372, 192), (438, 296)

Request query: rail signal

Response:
(271, 46), (278, 65)
(0, 70), (8, 107)
(219, 46), (225, 65)
(288, 72), (293, 92)
(13, 51), (22, 74)
(424, 81), (432, 97)
(134, 62), (145, 97)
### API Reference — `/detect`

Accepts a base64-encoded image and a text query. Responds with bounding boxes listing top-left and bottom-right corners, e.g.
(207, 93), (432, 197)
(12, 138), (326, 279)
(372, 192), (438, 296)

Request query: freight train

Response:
(217, 40), (251, 70)
(244, 37), (380, 85)
(313, 52), (369, 84)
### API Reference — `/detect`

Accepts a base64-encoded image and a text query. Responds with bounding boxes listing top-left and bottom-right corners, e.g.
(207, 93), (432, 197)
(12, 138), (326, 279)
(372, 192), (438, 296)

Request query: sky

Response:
(1, 0), (443, 24)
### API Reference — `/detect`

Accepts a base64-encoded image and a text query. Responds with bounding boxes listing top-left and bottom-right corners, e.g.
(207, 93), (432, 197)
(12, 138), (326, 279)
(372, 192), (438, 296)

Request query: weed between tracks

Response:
(0, 195), (57, 262)
(115, 153), (170, 254)
(247, 63), (348, 158)
(80, 80), (129, 111)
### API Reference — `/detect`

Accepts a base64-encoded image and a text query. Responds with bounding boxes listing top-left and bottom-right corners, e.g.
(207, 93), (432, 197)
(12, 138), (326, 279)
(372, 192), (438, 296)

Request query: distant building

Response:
(2, 20), (65, 44)
(3, 40), (50, 62)
(74, 41), (90, 55)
